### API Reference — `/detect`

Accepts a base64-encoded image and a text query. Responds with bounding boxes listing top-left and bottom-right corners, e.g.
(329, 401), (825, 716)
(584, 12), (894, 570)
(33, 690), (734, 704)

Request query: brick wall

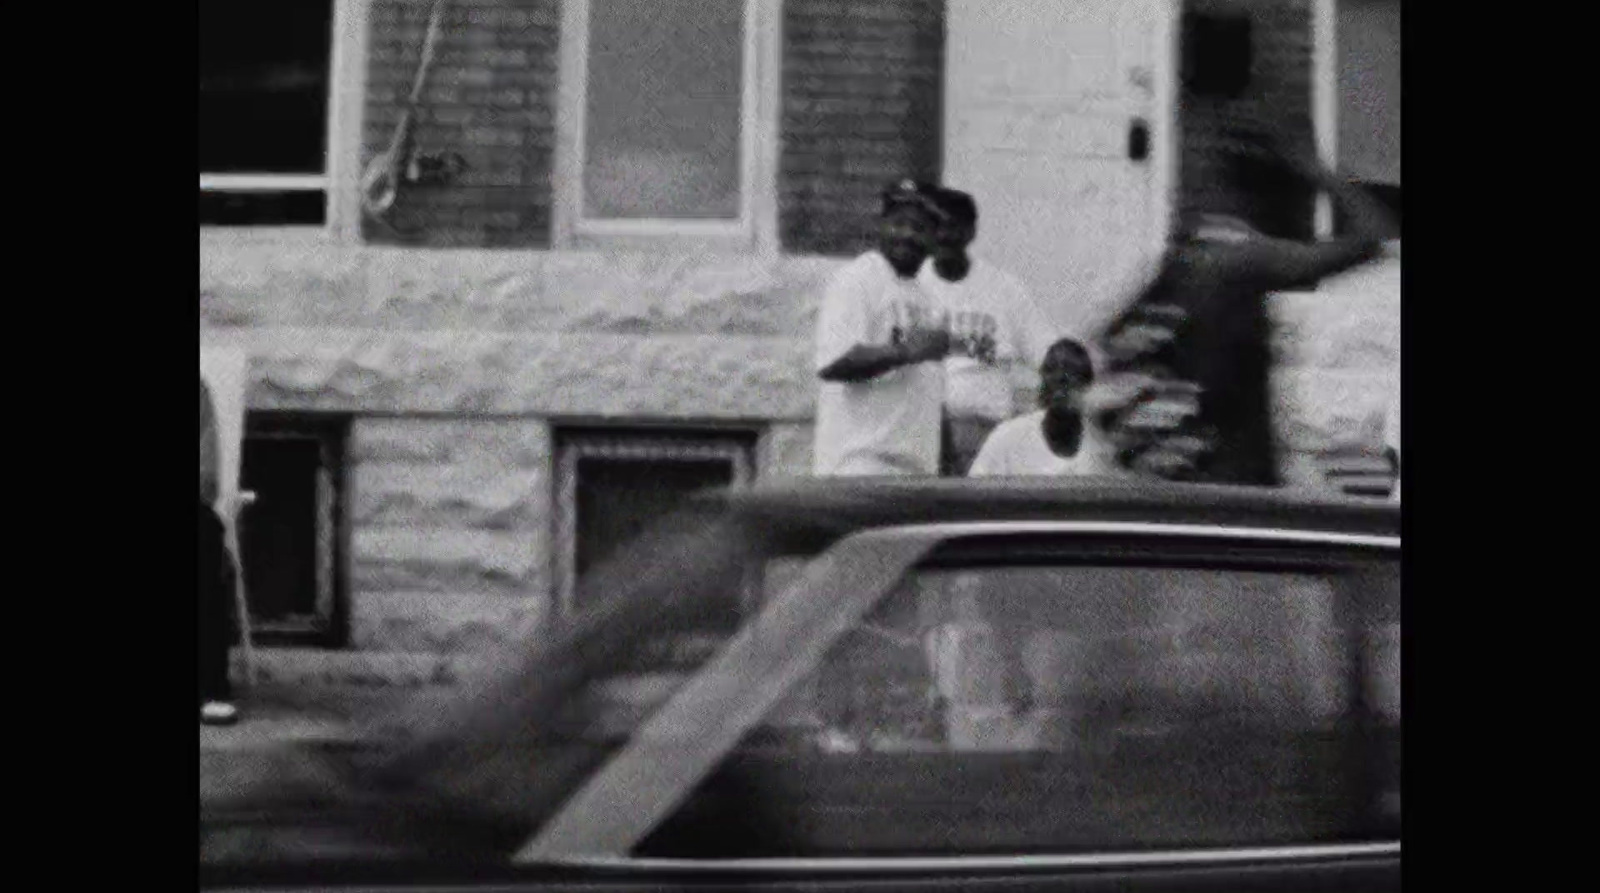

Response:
(1178, 0), (1317, 239)
(362, 0), (560, 247)
(778, 0), (945, 256)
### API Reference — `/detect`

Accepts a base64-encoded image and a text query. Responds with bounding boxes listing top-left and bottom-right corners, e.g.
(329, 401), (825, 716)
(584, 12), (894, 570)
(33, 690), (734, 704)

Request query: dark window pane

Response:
(237, 415), (348, 646)
(576, 457), (736, 590)
(1182, 13), (1252, 98)
(199, 190), (326, 226)
(200, 1), (334, 174)
(239, 439), (322, 623)
(1334, 183), (1401, 239)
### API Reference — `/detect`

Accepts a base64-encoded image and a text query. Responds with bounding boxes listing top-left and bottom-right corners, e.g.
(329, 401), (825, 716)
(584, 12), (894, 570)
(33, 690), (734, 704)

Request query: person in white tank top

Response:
(968, 337), (1118, 477)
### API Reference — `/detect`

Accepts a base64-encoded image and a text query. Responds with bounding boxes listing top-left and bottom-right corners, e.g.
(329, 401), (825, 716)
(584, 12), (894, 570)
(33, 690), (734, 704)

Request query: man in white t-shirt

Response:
(917, 189), (1060, 476)
(968, 337), (1118, 477)
(813, 180), (955, 476)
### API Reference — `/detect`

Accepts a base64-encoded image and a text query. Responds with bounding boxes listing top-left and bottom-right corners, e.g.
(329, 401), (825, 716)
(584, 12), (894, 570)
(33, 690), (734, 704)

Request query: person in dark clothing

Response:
(200, 376), (239, 725)
(1094, 131), (1398, 485)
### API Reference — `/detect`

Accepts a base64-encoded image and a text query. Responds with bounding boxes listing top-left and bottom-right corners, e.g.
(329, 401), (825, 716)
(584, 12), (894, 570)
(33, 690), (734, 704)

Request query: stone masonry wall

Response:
(1273, 244), (1402, 486)
(348, 418), (552, 655)
(200, 234), (829, 418)
(204, 230), (833, 689)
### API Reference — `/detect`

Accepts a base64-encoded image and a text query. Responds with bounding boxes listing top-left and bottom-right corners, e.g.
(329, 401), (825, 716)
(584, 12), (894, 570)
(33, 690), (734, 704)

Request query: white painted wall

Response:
(941, 0), (1177, 341)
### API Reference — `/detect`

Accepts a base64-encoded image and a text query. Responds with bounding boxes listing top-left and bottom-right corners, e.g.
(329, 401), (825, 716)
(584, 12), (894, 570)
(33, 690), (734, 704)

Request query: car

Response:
(200, 475), (1401, 893)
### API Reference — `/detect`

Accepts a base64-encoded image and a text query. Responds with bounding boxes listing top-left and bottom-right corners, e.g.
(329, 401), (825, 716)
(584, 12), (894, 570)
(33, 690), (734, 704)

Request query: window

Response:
(1324, 0), (1400, 238)
(199, 1), (337, 226)
(560, 0), (762, 238)
(639, 545), (1400, 858)
(238, 413), (349, 645)
(553, 428), (757, 631)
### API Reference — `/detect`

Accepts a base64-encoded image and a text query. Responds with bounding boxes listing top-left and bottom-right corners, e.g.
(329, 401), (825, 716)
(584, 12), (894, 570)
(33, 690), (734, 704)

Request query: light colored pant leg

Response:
(921, 571), (1033, 750)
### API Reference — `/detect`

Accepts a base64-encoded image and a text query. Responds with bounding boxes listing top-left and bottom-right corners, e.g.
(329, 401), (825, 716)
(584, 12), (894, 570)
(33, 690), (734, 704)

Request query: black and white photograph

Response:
(199, 1), (1401, 890)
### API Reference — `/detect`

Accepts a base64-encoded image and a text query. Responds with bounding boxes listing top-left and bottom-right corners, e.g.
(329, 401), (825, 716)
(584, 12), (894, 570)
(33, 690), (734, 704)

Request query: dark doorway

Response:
(238, 414), (348, 645)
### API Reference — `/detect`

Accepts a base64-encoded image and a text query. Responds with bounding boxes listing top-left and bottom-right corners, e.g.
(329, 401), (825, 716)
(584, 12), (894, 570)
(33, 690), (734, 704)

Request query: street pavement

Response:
(199, 689), (378, 806)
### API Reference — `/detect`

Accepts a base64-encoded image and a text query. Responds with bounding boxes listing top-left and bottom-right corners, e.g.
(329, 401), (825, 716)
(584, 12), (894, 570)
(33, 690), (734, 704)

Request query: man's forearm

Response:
(818, 343), (915, 382)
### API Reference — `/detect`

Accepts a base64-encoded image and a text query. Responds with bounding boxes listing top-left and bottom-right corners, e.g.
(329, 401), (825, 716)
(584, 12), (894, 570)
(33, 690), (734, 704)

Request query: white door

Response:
(942, 0), (1177, 339)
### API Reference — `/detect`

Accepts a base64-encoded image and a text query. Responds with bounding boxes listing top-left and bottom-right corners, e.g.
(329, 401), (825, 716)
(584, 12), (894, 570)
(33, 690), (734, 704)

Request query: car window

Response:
(639, 550), (1401, 858)
(200, 508), (787, 866)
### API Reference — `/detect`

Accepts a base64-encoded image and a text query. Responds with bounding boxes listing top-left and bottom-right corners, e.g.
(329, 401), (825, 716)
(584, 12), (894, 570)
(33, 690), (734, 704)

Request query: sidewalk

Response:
(200, 688), (384, 806)
(200, 707), (358, 752)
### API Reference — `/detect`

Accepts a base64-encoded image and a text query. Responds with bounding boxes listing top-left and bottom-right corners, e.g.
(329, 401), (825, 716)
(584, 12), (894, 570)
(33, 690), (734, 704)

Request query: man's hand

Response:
(900, 324), (952, 363)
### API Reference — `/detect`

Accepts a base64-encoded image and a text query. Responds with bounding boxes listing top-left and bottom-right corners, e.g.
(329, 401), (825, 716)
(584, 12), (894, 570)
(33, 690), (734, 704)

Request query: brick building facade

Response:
(199, 0), (1399, 688)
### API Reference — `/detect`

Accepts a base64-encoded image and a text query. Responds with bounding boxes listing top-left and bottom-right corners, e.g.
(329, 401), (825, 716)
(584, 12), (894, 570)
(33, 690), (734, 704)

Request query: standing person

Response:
(968, 338), (1118, 477)
(812, 179), (953, 477)
(809, 179), (954, 751)
(1095, 130), (1399, 486)
(926, 339), (1115, 752)
(918, 188), (1060, 476)
(200, 376), (240, 726)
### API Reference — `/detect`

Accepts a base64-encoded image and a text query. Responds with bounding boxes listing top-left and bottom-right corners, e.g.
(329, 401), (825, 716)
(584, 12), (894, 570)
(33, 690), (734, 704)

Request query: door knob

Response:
(1129, 118), (1151, 162)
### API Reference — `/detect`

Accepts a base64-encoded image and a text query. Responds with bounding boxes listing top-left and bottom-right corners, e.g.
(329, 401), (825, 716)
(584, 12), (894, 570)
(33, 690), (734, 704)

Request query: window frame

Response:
(551, 426), (758, 618)
(515, 520), (1400, 864)
(238, 412), (351, 647)
(1312, 0), (1399, 241)
(199, 0), (365, 236)
(551, 0), (780, 251)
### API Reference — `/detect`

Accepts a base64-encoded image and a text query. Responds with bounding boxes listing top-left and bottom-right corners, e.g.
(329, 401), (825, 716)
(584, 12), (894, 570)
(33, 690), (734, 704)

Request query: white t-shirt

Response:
(813, 252), (948, 476)
(917, 258), (1056, 422)
(967, 410), (1119, 477)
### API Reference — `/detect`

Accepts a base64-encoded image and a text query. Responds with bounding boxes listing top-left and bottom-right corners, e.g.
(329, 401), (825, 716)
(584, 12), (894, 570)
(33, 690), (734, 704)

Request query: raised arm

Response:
(820, 339), (944, 382)
(1205, 139), (1398, 291)
(815, 265), (948, 382)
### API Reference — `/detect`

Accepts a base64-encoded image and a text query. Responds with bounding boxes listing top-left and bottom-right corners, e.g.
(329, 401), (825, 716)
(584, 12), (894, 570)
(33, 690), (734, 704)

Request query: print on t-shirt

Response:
(888, 300), (998, 363)
(813, 253), (949, 476)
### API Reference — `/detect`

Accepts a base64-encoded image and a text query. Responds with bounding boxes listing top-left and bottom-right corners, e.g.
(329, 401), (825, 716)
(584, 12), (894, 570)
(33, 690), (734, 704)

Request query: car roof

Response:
(695, 475), (1400, 542)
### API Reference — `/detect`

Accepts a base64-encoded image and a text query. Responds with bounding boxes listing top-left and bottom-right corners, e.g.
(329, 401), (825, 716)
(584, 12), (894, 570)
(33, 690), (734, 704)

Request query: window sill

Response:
(561, 227), (772, 259)
(200, 225), (339, 247)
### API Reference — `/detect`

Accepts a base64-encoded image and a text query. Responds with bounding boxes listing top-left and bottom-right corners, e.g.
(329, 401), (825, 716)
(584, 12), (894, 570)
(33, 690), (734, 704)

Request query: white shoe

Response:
(201, 701), (239, 726)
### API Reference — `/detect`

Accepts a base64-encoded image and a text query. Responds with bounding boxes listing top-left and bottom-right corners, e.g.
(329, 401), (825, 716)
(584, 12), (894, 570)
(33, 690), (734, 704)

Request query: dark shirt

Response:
(1098, 243), (1281, 486)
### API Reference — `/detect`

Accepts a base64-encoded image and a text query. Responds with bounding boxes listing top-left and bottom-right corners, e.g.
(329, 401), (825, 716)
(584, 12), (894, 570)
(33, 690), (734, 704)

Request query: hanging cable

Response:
(361, 0), (452, 220)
